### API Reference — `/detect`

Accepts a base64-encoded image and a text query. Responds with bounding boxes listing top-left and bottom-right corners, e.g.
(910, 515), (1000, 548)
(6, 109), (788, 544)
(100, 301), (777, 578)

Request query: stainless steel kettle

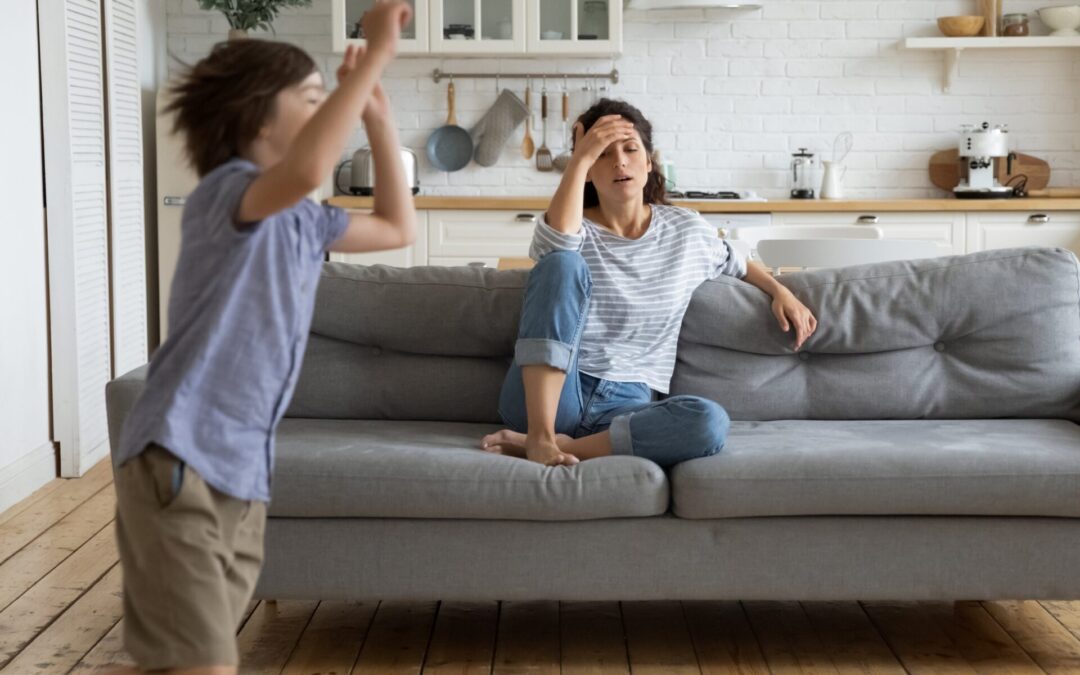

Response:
(349, 147), (419, 196)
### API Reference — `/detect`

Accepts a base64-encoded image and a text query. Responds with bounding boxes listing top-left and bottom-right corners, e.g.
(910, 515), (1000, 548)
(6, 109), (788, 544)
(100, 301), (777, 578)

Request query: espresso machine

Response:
(955, 122), (1017, 199)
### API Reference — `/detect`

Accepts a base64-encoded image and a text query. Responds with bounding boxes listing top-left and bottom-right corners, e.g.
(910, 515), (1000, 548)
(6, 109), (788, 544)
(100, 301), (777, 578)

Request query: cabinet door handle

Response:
(856, 215), (879, 225)
(515, 213), (538, 224)
(1029, 214), (1050, 224)
(467, 262), (487, 268)
(163, 196), (186, 207)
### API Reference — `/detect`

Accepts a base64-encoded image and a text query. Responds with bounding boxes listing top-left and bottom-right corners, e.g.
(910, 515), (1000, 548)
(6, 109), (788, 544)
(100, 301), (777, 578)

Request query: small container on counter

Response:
(1002, 13), (1030, 36)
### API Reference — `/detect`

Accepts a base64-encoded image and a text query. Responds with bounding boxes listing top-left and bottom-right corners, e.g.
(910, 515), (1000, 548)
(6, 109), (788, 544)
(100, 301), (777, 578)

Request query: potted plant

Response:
(197, 0), (314, 40)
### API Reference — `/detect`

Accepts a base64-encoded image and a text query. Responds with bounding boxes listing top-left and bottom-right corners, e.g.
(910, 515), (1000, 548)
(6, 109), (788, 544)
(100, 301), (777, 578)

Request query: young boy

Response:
(110, 2), (416, 672)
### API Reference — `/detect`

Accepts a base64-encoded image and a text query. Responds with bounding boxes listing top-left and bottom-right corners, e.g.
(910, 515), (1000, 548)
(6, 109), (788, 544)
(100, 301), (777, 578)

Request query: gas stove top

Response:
(667, 189), (767, 202)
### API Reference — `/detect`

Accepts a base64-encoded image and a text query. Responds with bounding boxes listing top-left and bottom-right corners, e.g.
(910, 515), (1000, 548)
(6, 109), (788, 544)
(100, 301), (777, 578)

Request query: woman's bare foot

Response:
(481, 430), (573, 459)
(525, 434), (580, 467)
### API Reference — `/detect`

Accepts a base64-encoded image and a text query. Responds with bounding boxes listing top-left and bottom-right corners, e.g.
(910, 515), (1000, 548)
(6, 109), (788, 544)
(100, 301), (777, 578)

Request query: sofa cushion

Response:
(672, 247), (1080, 422)
(672, 419), (1080, 519)
(270, 418), (669, 520)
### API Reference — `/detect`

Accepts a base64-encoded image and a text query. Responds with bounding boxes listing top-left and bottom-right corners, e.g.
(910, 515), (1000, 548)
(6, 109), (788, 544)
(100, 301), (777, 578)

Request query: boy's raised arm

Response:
(237, 1), (412, 224)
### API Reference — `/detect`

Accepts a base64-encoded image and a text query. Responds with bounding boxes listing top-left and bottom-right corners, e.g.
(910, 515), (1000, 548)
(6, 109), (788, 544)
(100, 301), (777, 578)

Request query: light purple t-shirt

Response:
(116, 158), (349, 502)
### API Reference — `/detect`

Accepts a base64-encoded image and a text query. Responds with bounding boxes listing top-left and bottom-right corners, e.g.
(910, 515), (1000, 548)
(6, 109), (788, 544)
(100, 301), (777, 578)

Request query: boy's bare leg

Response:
(520, 365), (580, 466)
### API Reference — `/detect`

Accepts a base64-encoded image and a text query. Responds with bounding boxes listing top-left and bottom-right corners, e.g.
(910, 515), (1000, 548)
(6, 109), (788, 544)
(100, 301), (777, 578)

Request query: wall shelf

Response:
(903, 36), (1080, 93)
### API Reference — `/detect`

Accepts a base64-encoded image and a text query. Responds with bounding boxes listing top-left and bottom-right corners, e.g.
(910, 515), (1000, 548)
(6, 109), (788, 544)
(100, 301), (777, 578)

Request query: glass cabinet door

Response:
(430, 0), (526, 53)
(527, 0), (621, 55)
(332, 0), (428, 53)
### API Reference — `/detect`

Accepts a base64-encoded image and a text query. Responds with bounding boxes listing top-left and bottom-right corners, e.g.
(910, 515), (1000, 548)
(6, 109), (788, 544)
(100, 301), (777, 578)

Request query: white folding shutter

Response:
(39, 0), (113, 476)
(105, 0), (147, 375)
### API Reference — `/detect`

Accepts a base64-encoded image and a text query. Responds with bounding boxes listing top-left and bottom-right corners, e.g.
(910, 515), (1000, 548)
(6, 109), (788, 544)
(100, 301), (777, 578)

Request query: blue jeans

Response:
(497, 250), (730, 468)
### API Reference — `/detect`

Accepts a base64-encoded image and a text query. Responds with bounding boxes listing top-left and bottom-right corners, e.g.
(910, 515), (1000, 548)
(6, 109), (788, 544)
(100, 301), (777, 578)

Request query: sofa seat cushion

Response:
(270, 419), (669, 520)
(672, 419), (1080, 519)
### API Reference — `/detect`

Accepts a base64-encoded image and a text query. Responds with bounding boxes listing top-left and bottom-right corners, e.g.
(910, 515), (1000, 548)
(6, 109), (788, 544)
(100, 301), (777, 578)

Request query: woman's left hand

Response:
(771, 290), (817, 351)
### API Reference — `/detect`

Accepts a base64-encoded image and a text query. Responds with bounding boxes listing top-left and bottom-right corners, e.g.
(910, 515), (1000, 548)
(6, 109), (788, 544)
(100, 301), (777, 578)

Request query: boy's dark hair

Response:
(574, 98), (671, 209)
(165, 39), (318, 177)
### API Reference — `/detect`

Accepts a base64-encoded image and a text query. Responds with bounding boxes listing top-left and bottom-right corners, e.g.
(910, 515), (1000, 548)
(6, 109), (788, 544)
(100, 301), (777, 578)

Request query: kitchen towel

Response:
(470, 89), (529, 167)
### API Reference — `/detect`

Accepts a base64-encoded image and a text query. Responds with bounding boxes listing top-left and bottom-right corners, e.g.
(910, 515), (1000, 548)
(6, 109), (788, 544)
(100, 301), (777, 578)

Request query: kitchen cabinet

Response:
(332, 0), (620, 56)
(328, 212), (430, 267)
(967, 212), (1080, 258)
(429, 0), (526, 54)
(429, 209), (538, 260)
(771, 212), (967, 255)
(333, 0), (429, 53)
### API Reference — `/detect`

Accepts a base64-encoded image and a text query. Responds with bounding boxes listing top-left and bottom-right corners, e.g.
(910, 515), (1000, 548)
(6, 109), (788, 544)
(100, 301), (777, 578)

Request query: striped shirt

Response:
(529, 204), (747, 394)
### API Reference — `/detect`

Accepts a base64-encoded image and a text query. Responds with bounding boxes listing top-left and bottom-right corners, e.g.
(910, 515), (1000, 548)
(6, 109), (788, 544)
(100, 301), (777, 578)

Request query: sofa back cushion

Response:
(671, 247), (1080, 422)
(287, 263), (526, 421)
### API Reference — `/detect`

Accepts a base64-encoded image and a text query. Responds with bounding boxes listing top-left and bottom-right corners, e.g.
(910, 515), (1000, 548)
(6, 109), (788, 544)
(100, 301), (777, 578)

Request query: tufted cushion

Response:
(671, 247), (1080, 421)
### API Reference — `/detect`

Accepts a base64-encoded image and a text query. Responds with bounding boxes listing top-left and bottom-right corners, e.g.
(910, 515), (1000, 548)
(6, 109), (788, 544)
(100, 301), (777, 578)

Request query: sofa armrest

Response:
(106, 364), (149, 456)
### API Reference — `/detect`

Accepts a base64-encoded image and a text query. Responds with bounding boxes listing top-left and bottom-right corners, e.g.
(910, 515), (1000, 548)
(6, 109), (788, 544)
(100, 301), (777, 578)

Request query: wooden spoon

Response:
(521, 81), (535, 159)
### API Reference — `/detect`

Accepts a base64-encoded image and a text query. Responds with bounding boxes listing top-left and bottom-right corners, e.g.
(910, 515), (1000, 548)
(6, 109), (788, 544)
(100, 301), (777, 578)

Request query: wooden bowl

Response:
(937, 15), (986, 37)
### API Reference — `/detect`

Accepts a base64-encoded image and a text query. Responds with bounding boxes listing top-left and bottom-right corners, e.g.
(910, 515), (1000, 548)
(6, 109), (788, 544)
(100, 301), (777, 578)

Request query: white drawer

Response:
(772, 211), (966, 254)
(967, 211), (1080, 257)
(429, 209), (539, 258)
(428, 256), (502, 268)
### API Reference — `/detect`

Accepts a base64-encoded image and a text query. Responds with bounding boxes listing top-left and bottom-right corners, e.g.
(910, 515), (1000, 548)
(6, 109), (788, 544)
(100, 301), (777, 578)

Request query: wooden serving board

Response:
(929, 150), (1050, 193)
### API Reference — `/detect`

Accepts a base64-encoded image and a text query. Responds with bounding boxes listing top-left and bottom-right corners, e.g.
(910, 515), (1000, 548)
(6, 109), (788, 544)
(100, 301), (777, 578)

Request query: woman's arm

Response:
(330, 82), (417, 253)
(742, 261), (818, 351)
(544, 115), (636, 234)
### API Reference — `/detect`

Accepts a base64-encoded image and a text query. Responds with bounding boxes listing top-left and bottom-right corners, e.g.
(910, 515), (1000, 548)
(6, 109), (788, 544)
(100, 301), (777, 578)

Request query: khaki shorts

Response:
(114, 445), (267, 669)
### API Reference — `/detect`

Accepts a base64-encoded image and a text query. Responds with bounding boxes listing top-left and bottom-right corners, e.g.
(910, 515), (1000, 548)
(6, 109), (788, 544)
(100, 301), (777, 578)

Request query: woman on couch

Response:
(481, 99), (816, 467)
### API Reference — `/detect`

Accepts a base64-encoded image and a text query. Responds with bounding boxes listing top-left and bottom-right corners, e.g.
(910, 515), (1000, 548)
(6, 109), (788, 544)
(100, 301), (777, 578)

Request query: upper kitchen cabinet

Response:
(332, 0), (620, 55)
(333, 0), (429, 53)
(430, 0), (527, 54)
(527, 0), (622, 56)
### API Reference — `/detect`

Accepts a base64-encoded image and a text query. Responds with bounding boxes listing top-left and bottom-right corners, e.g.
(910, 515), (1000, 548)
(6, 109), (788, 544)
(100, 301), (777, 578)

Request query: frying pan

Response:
(426, 80), (472, 172)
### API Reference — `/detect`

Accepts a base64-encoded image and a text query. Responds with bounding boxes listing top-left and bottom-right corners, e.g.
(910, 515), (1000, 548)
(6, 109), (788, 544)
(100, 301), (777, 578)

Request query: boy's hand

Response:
(336, 45), (392, 122)
(361, 0), (413, 58)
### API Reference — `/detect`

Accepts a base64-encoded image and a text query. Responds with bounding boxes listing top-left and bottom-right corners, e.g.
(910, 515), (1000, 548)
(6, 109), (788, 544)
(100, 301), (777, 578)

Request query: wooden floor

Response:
(3, 461), (1080, 673)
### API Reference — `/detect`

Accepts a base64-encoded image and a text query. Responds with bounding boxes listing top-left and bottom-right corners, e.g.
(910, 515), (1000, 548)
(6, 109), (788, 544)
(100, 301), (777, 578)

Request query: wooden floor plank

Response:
(0, 523), (118, 667)
(983, 601), (1080, 674)
(681, 600), (770, 675)
(352, 600), (438, 675)
(422, 601), (499, 674)
(0, 488), (115, 613)
(622, 600), (700, 674)
(70, 616), (130, 672)
(0, 476), (63, 526)
(799, 602), (906, 674)
(1041, 602), (1080, 643)
(742, 601), (840, 674)
(2, 563), (124, 673)
(560, 602), (630, 675)
(944, 601), (1045, 673)
(0, 459), (111, 565)
(493, 601), (560, 675)
(235, 599), (319, 674)
(280, 600), (378, 675)
(863, 602), (980, 674)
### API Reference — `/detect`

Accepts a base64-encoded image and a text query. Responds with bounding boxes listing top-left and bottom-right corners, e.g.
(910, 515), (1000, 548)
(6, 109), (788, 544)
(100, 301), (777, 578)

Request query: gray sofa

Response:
(107, 246), (1080, 602)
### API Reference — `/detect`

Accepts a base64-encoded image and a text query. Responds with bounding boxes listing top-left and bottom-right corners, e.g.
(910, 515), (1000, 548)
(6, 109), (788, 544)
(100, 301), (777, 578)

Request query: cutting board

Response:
(928, 150), (1050, 193)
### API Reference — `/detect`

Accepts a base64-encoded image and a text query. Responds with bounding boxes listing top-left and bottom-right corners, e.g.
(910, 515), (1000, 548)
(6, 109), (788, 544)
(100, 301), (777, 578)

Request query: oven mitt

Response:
(470, 89), (529, 167)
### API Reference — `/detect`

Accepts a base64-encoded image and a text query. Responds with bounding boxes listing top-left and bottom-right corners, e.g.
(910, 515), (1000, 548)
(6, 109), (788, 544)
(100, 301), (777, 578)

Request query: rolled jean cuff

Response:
(515, 338), (574, 371)
(609, 413), (635, 456)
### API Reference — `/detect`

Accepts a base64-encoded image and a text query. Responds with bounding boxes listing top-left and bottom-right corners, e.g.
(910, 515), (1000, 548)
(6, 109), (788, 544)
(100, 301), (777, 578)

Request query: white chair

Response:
(731, 225), (884, 249)
(755, 238), (945, 272)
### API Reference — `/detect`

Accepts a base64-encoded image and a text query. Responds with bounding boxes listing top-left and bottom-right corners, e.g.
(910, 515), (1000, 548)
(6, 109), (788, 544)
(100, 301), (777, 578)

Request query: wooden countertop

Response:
(327, 196), (1080, 212)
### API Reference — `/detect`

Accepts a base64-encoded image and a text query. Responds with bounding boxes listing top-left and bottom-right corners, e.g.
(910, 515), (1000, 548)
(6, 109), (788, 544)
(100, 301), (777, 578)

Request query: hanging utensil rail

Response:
(432, 68), (619, 84)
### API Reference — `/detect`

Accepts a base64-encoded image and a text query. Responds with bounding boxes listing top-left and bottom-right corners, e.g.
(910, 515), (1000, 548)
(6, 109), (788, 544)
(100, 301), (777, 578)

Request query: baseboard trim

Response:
(0, 442), (58, 515)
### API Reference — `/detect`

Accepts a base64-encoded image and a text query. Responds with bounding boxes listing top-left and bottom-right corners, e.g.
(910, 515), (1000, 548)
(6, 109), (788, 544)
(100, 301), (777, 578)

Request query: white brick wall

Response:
(166, 0), (1080, 198)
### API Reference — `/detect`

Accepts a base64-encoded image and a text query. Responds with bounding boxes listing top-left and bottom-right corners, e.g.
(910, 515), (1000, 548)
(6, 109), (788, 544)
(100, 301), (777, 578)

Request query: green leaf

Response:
(197, 0), (313, 32)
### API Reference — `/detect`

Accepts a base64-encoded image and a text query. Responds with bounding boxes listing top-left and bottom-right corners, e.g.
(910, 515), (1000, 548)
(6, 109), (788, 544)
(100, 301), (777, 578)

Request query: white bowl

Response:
(1038, 5), (1080, 36)
(541, 30), (564, 40)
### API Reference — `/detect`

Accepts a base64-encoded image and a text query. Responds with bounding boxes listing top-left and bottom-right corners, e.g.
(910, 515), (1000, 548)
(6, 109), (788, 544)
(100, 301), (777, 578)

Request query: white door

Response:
(106, 0), (148, 376)
(39, 0), (114, 477)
